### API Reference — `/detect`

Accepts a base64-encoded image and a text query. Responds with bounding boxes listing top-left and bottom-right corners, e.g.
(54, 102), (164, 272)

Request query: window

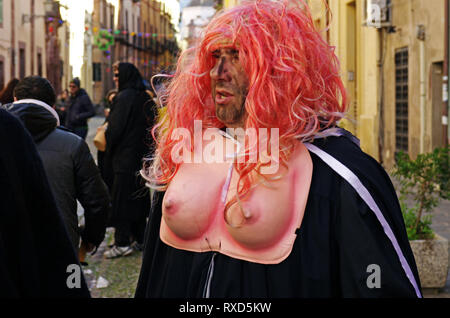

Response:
(102, 0), (107, 26)
(132, 14), (136, 46)
(93, 63), (101, 82)
(19, 48), (26, 79)
(125, 10), (129, 43)
(37, 53), (42, 77)
(0, 59), (4, 89)
(0, 0), (3, 27)
(110, 7), (114, 30)
(395, 47), (409, 152)
(137, 17), (141, 47)
(144, 21), (147, 48)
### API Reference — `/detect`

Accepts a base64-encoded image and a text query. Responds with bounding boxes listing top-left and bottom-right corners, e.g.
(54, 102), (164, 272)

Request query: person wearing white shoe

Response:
(104, 245), (134, 259)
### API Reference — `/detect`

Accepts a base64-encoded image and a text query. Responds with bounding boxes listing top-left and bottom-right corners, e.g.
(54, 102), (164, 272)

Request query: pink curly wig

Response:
(142, 0), (347, 208)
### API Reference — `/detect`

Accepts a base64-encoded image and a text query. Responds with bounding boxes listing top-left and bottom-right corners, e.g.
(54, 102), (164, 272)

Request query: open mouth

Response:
(215, 89), (234, 105)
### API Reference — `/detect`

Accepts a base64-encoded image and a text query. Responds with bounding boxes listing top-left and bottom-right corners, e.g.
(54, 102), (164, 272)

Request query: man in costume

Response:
(136, 0), (421, 298)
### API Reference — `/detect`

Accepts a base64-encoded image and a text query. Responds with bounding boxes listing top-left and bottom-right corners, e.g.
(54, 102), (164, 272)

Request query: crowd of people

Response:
(0, 0), (422, 299)
(0, 60), (156, 296)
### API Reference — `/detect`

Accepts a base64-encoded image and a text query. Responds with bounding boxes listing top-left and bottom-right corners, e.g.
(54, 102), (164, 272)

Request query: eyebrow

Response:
(211, 48), (239, 55)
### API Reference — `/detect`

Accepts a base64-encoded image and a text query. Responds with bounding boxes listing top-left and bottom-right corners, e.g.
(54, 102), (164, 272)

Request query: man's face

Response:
(210, 48), (249, 128)
(69, 83), (79, 96)
(113, 71), (119, 88)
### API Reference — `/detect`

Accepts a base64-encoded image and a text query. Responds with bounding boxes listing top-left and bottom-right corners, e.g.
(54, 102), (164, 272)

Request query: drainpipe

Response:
(445, 0), (450, 145)
(378, 27), (385, 165)
(417, 25), (426, 153)
(326, 0), (330, 44)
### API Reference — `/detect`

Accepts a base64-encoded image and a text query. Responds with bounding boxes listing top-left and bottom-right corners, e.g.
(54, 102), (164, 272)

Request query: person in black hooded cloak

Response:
(0, 108), (90, 297)
(103, 62), (156, 258)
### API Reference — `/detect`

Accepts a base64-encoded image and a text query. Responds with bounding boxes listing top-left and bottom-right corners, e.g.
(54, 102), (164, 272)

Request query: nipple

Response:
(226, 204), (253, 228)
(164, 198), (176, 214)
(243, 208), (252, 219)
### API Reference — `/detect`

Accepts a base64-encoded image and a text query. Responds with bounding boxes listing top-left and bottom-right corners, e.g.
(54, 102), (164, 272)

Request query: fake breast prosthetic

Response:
(160, 133), (313, 265)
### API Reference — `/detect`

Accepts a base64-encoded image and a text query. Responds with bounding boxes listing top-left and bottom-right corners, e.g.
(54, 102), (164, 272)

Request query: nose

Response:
(210, 57), (230, 81)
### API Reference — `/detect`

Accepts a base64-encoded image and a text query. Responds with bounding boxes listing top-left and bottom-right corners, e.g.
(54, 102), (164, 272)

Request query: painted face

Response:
(210, 48), (249, 128)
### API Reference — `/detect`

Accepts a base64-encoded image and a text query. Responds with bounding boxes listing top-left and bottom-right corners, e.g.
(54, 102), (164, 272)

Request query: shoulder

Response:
(56, 125), (73, 133)
(82, 93), (92, 103)
(117, 88), (134, 96)
(310, 134), (394, 195)
(55, 126), (82, 140)
(303, 133), (399, 210)
(43, 126), (84, 152)
(45, 128), (94, 166)
(76, 90), (91, 101)
(112, 90), (132, 107)
(79, 89), (88, 96)
(308, 133), (404, 228)
(119, 88), (148, 100)
(0, 109), (27, 139)
(117, 88), (141, 100)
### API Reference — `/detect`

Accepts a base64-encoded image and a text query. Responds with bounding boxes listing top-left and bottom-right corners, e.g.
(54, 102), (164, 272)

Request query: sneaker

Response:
(131, 241), (144, 252)
(103, 245), (134, 259)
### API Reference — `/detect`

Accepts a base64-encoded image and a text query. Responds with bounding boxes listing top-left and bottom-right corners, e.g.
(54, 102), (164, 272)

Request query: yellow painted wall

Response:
(311, 0), (381, 161)
(311, 0), (445, 167)
(224, 0), (241, 9)
(381, 0), (445, 168)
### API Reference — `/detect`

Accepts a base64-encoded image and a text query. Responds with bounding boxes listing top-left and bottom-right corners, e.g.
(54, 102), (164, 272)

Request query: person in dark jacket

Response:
(66, 77), (96, 139)
(97, 89), (117, 192)
(55, 88), (69, 124)
(0, 108), (90, 297)
(103, 63), (155, 258)
(0, 78), (19, 106)
(4, 76), (110, 256)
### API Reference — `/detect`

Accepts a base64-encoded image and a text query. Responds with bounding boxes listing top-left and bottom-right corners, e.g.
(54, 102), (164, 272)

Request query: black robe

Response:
(0, 109), (90, 297)
(104, 63), (155, 226)
(135, 132), (421, 298)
